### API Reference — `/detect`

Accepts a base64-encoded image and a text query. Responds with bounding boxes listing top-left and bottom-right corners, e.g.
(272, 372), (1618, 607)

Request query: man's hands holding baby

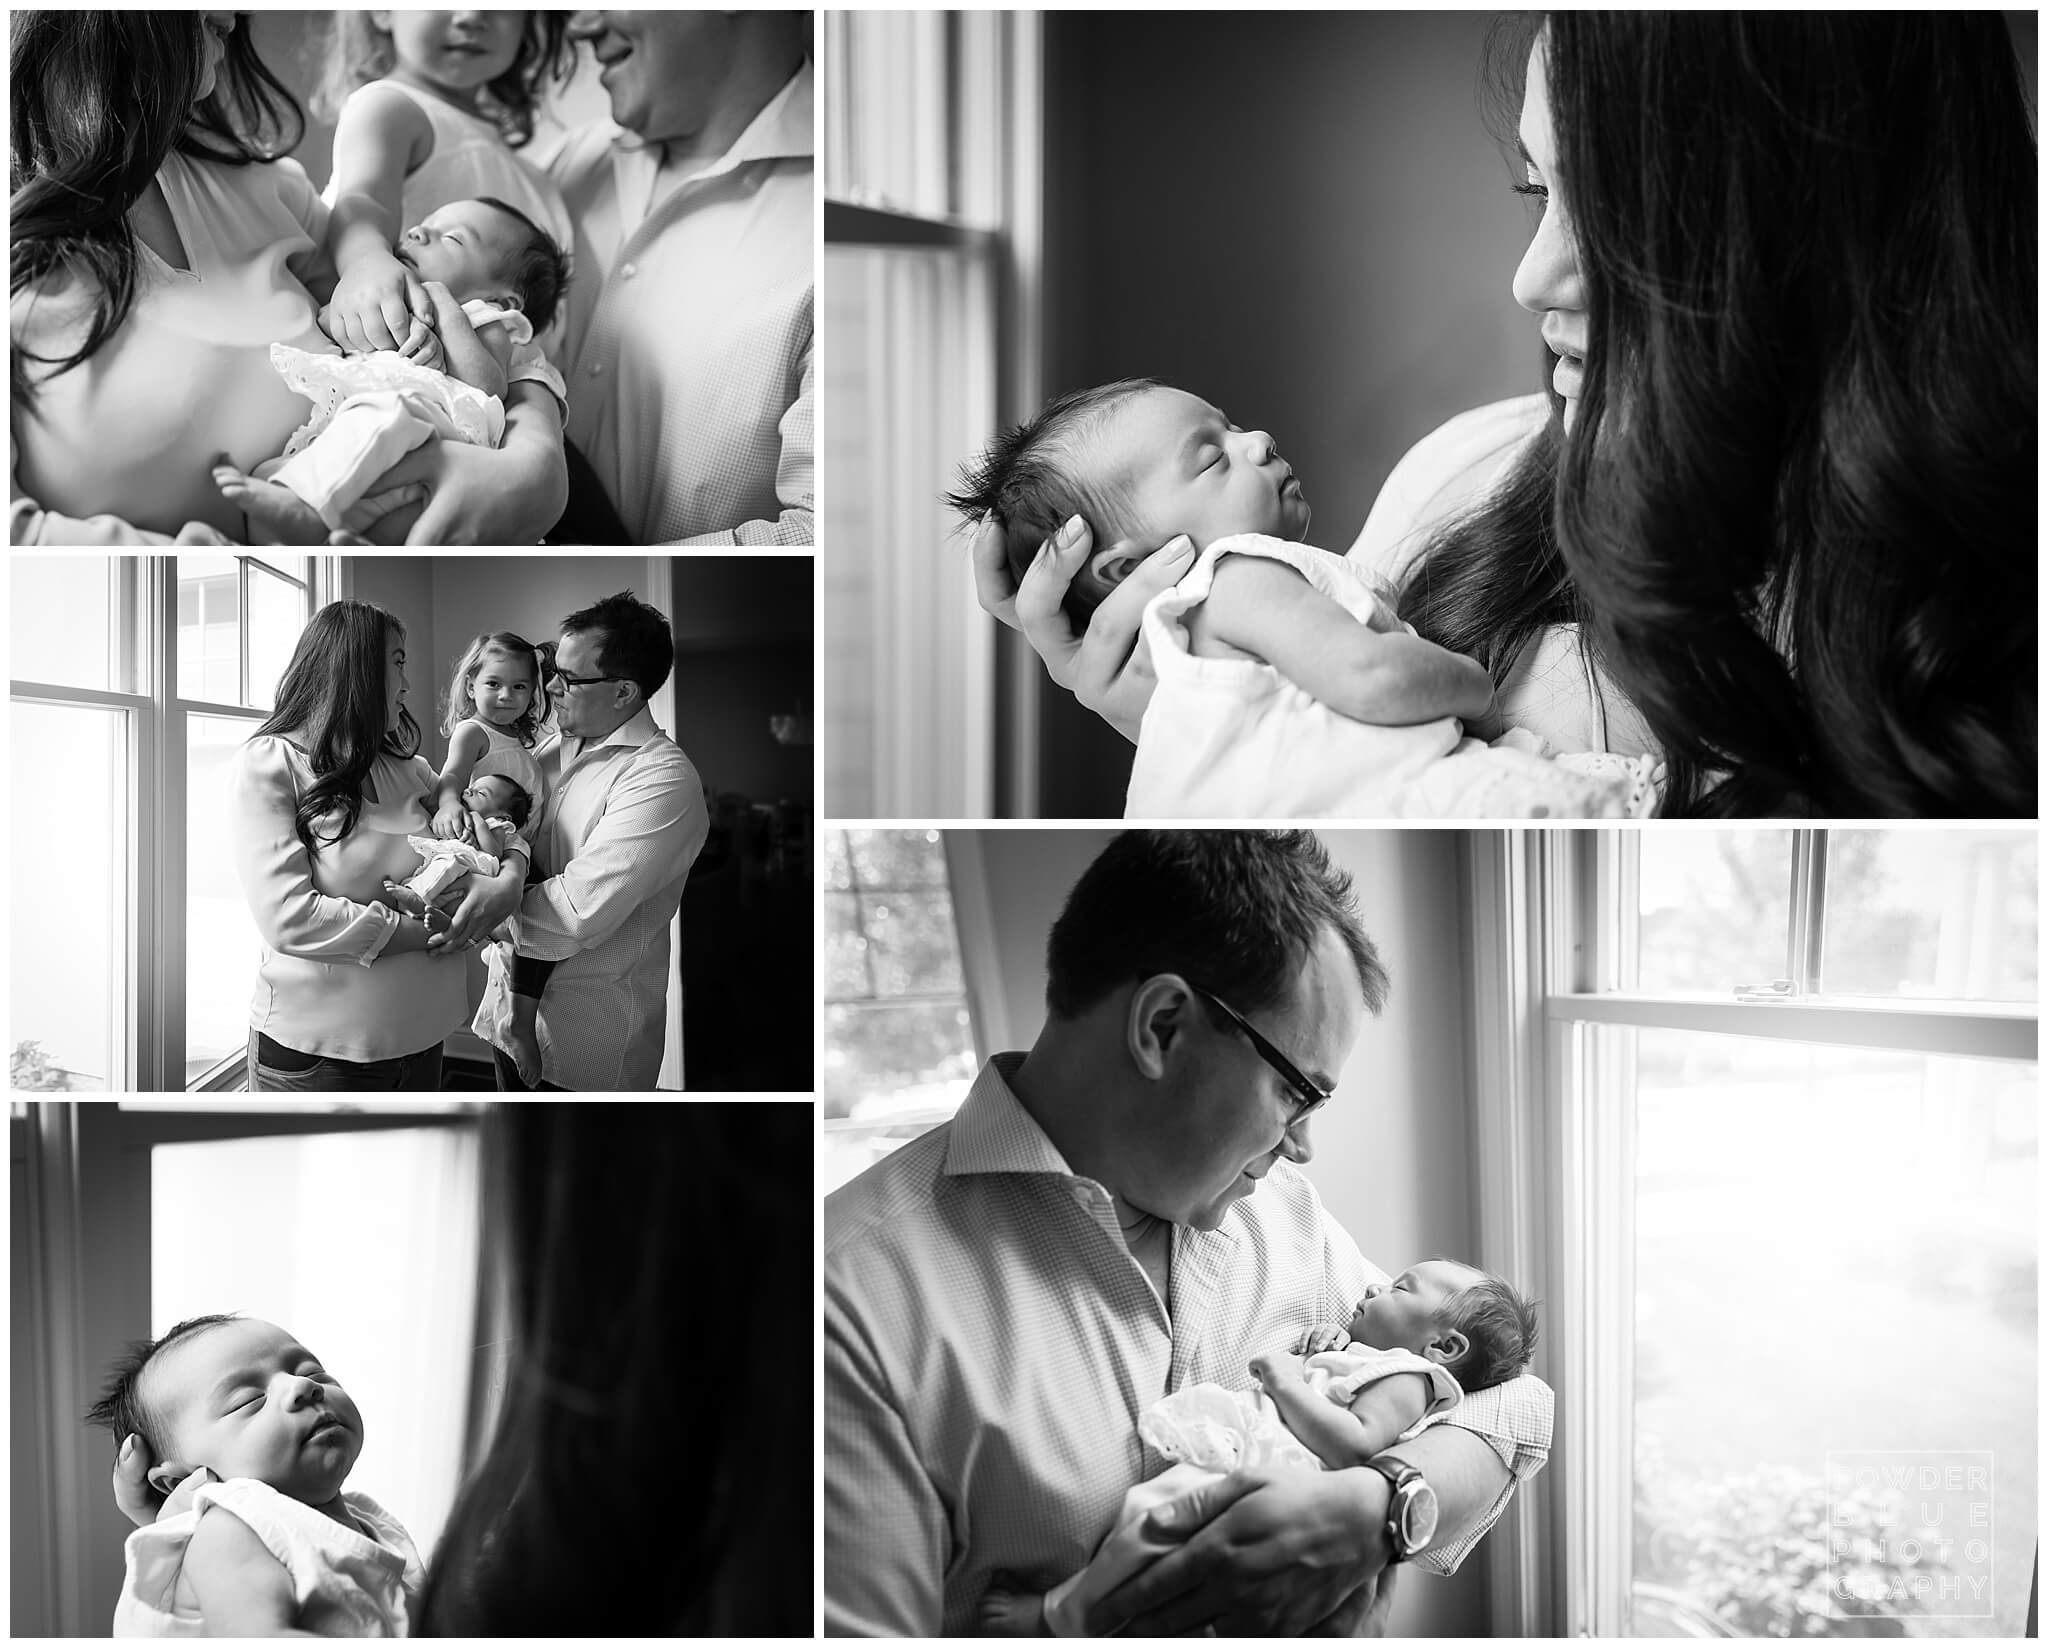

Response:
(1084, 1466), (1397, 1636)
(970, 513), (1194, 744)
(112, 1432), (216, 1527)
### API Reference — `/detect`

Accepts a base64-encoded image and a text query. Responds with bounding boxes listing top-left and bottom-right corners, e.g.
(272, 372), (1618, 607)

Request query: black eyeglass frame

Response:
(1188, 983), (1333, 1120)
(545, 663), (630, 691)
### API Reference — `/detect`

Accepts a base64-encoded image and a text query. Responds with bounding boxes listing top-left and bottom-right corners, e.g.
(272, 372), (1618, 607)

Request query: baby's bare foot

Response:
(212, 462), (328, 546)
(978, 1585), (1050, 1637)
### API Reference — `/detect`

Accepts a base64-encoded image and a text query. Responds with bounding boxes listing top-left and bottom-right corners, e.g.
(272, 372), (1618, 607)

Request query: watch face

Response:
(1399, 1480), (1439, 1552)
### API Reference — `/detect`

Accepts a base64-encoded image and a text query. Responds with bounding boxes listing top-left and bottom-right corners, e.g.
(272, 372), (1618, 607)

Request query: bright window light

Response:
(10, 702), (127, 1092)
(823, 828), (978, 1191)
(150, 1126), (481, 1560)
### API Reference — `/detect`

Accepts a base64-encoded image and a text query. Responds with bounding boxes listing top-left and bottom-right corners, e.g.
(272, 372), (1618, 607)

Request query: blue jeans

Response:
(245, 1031), (445, 1092)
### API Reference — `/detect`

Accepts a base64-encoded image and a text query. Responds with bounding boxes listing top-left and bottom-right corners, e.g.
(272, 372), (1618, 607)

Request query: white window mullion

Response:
(1463, 830), (1556, 1633)
(1548, 1015), (1636, 1636)
(1548, 992), (2036, 1062)
(147, 557), (183, 1094)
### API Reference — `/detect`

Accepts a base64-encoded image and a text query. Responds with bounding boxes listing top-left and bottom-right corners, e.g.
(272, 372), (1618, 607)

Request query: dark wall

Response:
(1037, 12), (1535, 816)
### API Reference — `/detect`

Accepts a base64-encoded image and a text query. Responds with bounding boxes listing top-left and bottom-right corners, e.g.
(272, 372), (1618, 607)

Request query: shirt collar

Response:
(942, 1054), (1077, 1179)
(609, 58), (814, 171)
(559, 704), (663, 761)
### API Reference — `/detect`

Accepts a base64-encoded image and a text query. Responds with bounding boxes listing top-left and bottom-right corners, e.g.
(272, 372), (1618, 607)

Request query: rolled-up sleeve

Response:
(514, 751), (708, 961)
(229, 737), (399, 965)
(1410, 1370), (1554, 1575)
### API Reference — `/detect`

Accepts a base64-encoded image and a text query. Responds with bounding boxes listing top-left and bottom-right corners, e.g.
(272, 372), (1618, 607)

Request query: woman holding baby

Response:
(9, 11), (567, 544)
(980, 13), (2034, 819)
(229, 599), (521, 1091)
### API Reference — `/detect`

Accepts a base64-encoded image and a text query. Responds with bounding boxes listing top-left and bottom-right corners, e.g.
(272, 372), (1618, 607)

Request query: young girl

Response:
(317, 11), (574, 361)
(436, 631), (554, 1084)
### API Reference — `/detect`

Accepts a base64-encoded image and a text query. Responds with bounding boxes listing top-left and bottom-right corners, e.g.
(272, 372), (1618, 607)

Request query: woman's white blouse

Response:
(11, 151), (333, 543)
(229, 735), (467, 1063)
(1351, 395), (1659, 760)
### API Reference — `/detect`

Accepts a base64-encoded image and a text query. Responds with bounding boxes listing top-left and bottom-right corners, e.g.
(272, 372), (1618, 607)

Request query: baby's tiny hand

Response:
(1250, 1350), (1302, 1388)
(1293, 1323), (1350, 1356)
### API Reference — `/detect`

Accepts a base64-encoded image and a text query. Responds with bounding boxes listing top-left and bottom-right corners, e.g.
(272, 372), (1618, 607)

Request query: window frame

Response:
(819, 829), (1004, 1185)
(11, 1102), (486, 1638)
(8, 556), (331, 1093)
(1466, 830), (2039, 1636)
(823, 11), (1044, 816)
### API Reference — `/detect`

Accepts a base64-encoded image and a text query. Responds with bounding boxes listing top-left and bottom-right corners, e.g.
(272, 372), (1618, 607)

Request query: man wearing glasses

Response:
(825, 831), (1552, 1636)
(468, 590), (707, 1089)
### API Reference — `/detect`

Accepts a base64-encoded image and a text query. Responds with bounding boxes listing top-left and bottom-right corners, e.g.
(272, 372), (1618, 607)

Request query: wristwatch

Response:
(1363, 1455), (1439, 1564)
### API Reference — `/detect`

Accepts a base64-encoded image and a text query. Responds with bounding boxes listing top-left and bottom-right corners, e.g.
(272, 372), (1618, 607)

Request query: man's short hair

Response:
(561, 590), (674, 702)
(1044, 831), (1389, 1022)
(83, 1314), (241, 1467)
(944, 378), (1159, 627)
(475, 196), (571, 334)
(1435, 1269), (1540, 1394)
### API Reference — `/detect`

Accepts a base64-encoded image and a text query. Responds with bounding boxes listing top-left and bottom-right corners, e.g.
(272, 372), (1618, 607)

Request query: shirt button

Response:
(621, 262), (637, 279)
(588, 361), (604, 377)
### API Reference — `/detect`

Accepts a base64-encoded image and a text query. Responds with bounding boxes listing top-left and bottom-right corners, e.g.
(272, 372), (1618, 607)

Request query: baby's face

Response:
(146, 1318), (363, 1503)
(1092, 386), (1312, 561)
(462, 775), (519, 817)
(1344, 1259), (1485, 1353)
(396, 201), (525, 305)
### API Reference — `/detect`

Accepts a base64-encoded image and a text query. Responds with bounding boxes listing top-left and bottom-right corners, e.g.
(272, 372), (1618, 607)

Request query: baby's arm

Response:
(1250, 1351), (1433, 1470)
(1198, 553), (1495, 725)
(421, 284), (512, 402)
(433, 720), (493, 839)
(182, 1505), (318, 1638)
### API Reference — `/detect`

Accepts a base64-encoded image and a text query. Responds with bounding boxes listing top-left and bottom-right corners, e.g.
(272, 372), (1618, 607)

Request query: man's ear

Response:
(1423, 1328), (1469, 1368)
(1126, 974), (1196, 1079)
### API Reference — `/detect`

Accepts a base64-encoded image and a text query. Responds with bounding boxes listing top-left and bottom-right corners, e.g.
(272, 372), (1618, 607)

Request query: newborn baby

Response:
(214, 198), (570, 543)
(87, 1314), (421, 1636)
(951, 378), (1660, 819)
(982, 1260), (1540, 1637)
(381, 771), (532, 915)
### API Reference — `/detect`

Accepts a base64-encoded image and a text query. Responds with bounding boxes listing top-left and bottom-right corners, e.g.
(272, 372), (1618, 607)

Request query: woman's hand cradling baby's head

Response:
(983, 513), (1196, 744)
(112, 1432), (217, 1529)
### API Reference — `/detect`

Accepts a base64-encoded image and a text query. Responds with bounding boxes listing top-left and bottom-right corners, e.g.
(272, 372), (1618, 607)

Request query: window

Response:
(9, 556), (323, 1092)
(151, 1125), (481, 1555)
(822, 12), (1041, 817)
(1494, 830), (2038, 1638)
(822, 828), (987, 1192)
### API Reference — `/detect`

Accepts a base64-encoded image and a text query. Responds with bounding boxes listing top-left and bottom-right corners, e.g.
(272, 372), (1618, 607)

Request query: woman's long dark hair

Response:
(317, 12), (573, 148)
(253, 599), (420, 853)
(1402, 13), (2036, 816)
(10, 12), (306, 402)
(416, 1105), (811, 1638)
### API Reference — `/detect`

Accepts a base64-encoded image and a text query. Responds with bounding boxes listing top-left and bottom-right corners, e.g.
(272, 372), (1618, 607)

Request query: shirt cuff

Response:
(354, 901), (402, 967)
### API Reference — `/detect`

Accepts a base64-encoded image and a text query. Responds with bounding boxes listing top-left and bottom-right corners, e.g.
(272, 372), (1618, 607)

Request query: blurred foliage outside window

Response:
(823, 829), (979, 1194)
(1621, 831), (2036, 1637)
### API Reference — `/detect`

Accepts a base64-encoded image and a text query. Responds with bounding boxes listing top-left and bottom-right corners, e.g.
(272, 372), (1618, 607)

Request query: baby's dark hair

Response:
(945, 378), (1161, 627)
(83, 1313), (241, 1477)
(1433, 1267), (1540, 1394)
(479, 774), (533, 829)
(475, 197), (571, 334)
